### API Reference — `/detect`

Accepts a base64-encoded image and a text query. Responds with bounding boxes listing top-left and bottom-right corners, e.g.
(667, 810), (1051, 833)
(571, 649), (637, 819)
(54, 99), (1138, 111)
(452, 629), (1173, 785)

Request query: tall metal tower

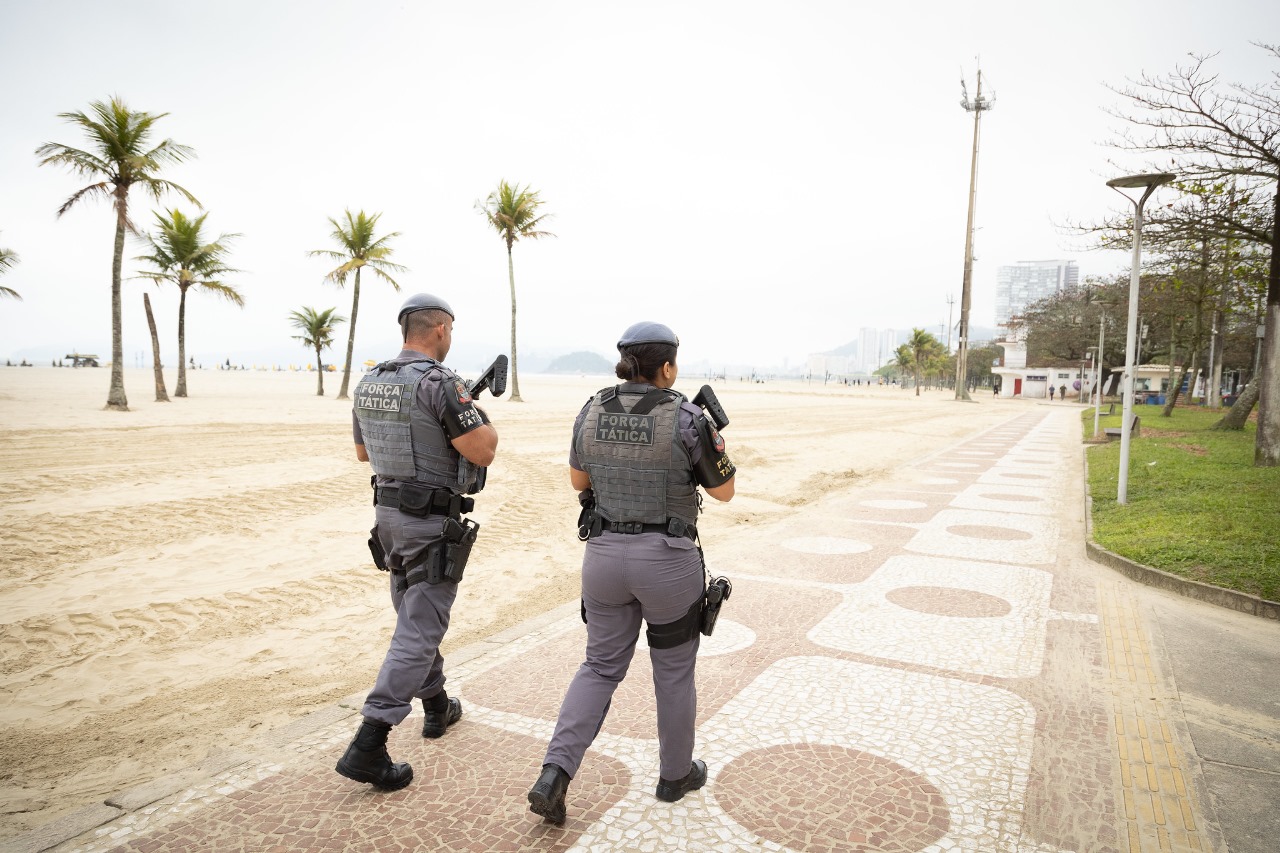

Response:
(955, 68), (995, 401)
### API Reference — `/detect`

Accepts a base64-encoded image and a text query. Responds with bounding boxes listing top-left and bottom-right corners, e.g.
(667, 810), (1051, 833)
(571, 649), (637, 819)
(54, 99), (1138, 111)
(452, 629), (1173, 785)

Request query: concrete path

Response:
(15, 406), (1277, 852)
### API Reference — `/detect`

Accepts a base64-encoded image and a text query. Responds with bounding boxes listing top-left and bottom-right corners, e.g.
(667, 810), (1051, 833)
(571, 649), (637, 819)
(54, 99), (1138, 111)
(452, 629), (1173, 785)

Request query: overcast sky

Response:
(1, 0), (1276, 370)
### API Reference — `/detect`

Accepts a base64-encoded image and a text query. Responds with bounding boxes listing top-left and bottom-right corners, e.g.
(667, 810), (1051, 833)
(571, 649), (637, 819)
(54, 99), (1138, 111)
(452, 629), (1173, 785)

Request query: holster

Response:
(577, 489), (602, 541)
(402, 519), (480, 586)
(700, 575), (733, 636)
(368, 525), (388, 571)
(442, 517), (480, 582)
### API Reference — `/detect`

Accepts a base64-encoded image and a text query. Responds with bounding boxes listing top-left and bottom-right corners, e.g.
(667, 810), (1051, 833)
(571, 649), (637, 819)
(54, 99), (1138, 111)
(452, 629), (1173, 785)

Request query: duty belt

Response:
(375, 486), (474, 518)
(606, 519), (697, 540)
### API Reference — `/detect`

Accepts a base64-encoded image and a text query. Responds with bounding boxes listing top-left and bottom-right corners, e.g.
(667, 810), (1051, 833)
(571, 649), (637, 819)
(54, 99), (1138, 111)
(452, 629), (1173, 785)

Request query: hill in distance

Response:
(545, 350), (613, 374)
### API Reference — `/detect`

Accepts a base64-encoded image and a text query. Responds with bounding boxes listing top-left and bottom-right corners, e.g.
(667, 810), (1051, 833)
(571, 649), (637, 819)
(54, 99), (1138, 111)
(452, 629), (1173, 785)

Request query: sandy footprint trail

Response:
(0, 367), (1021, 837)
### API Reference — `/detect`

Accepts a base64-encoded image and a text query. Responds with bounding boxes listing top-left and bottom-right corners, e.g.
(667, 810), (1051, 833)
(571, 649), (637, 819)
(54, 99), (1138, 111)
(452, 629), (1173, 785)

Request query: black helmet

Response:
(617, 321), (679, 349)
(398, 293), (455, 327)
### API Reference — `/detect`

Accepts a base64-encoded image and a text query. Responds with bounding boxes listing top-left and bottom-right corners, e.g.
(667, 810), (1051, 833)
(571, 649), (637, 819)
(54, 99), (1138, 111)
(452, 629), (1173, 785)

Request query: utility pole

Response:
(955, 67), (995, 401)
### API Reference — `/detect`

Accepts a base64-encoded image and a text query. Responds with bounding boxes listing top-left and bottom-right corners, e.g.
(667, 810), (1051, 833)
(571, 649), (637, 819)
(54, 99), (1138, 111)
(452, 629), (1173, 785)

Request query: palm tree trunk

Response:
(107, 201), (129, 410)
(337, 267), (361, 400)
(315, 345), (324, 396)
(507, 244), (522, 402)
(143, 292), (169, 402)
(176, 285), (189, 397)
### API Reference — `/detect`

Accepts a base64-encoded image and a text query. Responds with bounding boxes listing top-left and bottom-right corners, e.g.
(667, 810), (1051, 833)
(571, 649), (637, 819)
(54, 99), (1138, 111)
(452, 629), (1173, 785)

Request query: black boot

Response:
(527, 763), (571, 825)
(335, 719), (413, 791)
(422, 693), (463, 739)
(655, 759), (707, 802)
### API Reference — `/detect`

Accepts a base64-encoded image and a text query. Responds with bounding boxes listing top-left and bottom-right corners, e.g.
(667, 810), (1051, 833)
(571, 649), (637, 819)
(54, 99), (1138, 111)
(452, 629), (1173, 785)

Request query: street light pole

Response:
(1107, 173), (1176, 505)
(955, 68), (994, 402)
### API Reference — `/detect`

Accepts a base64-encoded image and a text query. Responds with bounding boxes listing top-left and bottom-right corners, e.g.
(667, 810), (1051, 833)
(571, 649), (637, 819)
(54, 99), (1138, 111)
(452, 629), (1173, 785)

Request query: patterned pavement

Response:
(40, 408), (1221, 852)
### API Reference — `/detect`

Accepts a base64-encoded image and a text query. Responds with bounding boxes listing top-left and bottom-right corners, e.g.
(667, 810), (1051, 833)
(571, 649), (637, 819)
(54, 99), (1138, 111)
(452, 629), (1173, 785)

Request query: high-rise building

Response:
(877, 329), (899, 370)
(995, 260), (1079, 326)
(858, 327), (880, 373)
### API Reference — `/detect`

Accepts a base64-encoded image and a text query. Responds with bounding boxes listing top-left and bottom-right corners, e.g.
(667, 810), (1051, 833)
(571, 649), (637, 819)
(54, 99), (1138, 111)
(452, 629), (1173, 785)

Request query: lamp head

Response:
(1106, 172), (1176, 189)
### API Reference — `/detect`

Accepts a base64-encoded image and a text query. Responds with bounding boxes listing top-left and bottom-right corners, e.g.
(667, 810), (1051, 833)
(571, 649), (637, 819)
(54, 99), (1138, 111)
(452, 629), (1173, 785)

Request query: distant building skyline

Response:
(806, 327), (901, 376)
(995, 260), (1079, 327)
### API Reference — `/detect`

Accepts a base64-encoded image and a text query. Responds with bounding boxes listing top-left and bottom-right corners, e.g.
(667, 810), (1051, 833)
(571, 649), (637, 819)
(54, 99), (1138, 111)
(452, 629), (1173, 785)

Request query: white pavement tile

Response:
(905, 509), (1060, 565)
(807, 554), (1090, 678)
(949, 484), (1057, 517)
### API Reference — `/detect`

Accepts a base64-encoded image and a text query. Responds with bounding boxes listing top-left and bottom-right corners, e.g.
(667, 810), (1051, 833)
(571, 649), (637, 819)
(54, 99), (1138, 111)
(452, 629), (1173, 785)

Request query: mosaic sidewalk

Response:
(42, 409), (1221, 852)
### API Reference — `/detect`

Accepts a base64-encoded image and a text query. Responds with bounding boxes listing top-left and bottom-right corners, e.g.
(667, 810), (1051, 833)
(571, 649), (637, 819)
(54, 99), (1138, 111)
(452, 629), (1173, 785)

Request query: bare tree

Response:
(142, 292), (170, 402)
(1106, 45), (1280, 464)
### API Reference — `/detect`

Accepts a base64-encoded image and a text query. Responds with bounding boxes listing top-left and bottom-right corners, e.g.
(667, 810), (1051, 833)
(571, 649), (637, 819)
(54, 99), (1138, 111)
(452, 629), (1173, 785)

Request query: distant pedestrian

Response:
(1048, 385), (1055, 401)
(1059, 384), (1067, 401)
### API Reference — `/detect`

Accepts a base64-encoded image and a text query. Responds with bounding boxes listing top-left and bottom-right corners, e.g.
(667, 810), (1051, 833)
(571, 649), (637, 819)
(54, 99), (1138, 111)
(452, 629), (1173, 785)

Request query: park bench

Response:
(1103, 415), (1140, 440)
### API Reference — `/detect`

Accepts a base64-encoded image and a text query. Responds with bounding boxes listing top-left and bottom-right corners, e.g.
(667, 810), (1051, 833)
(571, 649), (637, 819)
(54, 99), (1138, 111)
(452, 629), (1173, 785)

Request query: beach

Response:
(0, 366), (1025, 838)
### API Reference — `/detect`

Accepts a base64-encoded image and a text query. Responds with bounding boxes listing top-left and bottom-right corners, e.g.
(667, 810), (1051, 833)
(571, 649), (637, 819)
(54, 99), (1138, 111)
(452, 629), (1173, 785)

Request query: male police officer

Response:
(336, 293), (499, 791)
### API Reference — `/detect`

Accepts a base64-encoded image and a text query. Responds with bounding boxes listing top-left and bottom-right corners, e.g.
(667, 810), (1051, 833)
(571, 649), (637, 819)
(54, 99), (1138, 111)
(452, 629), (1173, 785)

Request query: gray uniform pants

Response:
(543, 531), (704, 781)
(362, 511), (457, 726)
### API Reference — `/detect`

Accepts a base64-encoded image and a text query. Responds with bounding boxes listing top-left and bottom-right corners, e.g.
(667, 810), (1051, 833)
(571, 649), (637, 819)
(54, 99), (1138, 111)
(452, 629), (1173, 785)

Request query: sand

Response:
(0, 365), (1027, 837)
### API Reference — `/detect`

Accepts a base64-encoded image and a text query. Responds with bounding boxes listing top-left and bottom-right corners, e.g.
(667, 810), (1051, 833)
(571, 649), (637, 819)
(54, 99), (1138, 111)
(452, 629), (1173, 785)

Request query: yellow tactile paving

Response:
(1098, 581), (1218, 852)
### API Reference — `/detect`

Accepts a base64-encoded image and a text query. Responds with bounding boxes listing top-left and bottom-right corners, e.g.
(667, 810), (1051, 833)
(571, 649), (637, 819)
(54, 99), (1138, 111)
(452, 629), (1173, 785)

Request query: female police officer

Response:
(527, 321), (736, 825)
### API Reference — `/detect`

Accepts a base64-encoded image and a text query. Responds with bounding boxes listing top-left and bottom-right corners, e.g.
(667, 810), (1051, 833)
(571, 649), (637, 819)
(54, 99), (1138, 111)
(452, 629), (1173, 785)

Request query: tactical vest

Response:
(574, 384), (698, 527)
(353, 357), (478, 493)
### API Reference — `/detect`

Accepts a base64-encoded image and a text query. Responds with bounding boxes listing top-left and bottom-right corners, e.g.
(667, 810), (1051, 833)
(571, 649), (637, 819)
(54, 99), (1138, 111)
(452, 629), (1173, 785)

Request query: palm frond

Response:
(477, 179), (556, 246)
(55, 182), (113, 217)
(33, 142), (112, 176)
(311, 209), (405, 285)
(0, 242), (19, 274)
(132, 207), (243, 304)
(289, 306), (347, 348)
(39, 97), (200, 216)
(197, 281), (246, 306)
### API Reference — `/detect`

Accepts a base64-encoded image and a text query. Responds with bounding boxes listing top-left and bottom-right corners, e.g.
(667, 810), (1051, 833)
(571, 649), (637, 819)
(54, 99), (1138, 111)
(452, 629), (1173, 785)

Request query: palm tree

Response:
(289, 307), (347, 396)
(476, 180), (554, 402)
(0, 239), (19, 300)
(134, 209), (242, 397)
(36, 96), (197, 411)
(308, 210), (405, 400)
(893, 345), (915, 387)
(907, 328), (943, 397)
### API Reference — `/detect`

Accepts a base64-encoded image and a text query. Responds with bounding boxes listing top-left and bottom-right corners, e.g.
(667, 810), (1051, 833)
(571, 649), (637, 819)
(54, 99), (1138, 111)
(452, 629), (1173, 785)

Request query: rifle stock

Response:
(467, 354), (509, 399)
(692, 385), (729, 430)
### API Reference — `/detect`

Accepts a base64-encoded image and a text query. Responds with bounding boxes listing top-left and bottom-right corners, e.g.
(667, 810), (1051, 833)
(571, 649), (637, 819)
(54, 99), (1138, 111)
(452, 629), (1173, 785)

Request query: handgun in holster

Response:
(441, 517), (480, 583)
(700, 575), (732, 636)
(577, 489), (602, 541)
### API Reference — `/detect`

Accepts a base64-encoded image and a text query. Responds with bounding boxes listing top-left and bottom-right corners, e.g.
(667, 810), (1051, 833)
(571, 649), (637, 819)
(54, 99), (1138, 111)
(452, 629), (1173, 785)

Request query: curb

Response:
(1081, 436), (1280, 623)
(1085, 539), (1280, 621)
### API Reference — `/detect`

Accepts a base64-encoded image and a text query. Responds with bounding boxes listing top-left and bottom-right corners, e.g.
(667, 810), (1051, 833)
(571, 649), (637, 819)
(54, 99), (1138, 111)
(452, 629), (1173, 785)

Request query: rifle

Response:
(466, 354), (509, 399)
(691, 385), (729, 430)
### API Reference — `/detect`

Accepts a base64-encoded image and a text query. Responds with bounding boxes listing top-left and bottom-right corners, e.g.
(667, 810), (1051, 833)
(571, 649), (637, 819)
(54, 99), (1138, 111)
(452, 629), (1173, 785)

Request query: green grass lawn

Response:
(1084, 405), (1280, 601)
